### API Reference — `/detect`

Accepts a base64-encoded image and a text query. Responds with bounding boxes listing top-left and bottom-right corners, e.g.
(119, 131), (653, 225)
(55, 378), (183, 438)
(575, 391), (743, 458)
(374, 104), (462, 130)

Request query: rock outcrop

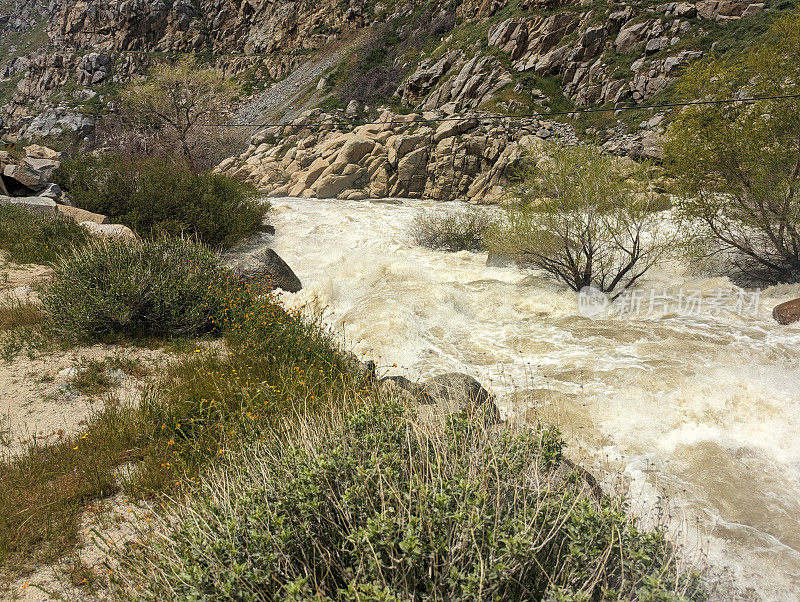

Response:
(0, 0), (786, 174)
(220, 108), (577, 203)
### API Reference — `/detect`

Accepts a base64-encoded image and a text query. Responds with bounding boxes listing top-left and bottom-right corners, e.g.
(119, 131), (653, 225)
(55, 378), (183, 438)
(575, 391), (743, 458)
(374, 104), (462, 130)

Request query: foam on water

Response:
(265, 197), (800, 600)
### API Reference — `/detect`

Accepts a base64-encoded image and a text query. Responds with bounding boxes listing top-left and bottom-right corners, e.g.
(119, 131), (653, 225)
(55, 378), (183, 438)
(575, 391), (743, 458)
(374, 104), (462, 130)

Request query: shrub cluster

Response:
(55, 155), (266, 249)
(118, 400), (704, 601)
(0, 205), (89, 265)
(41, 238), (222, 342)
(410, 207), (495, 252)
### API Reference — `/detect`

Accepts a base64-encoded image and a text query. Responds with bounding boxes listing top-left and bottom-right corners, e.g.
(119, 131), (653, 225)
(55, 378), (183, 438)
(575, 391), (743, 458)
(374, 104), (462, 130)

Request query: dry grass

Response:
(0, 301), (44, 332)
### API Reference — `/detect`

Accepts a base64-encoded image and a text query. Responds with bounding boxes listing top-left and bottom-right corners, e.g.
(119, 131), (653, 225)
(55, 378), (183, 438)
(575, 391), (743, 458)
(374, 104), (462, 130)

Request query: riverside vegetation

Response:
(0, 203), (708, 598)
(10, 7), (800, 600)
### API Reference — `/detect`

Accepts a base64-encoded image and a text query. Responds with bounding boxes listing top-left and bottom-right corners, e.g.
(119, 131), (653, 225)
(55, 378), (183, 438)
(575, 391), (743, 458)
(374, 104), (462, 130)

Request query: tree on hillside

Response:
(663, 10), (800, 284)
(488, 144), (674, 297)
(123, 58), (237, 171)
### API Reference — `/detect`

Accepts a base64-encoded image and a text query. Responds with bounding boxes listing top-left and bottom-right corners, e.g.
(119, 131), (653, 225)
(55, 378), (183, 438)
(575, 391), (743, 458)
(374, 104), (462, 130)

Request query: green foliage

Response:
(0, 276), (364, 573)
(117, 401), (705, 600)
(339, 2), (456, 105)
(55, 155), (266, 249)
(41, 238), (222, 342)
(122, 58), (238, 170)
(409, 207), (495, 251)
(664, 9), (800, 284)
(69, 358), (115, 396)
(490, 144), (674, 295)
(0, 205), (90, 265)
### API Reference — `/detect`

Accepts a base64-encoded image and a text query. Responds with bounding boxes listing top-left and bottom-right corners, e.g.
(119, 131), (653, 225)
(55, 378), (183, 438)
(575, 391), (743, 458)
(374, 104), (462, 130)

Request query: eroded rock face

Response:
(220, 108), (578, 203)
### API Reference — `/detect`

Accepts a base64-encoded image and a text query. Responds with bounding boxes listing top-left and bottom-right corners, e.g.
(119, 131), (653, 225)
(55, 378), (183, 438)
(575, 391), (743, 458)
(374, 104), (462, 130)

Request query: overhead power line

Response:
(193, 92), (800, 130)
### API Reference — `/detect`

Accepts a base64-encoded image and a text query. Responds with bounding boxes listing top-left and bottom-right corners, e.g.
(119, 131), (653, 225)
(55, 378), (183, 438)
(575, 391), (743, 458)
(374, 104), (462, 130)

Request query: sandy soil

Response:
(0, 260), (169, 599)
(5, 493), (151, 601)
(0, 344), (169, 456)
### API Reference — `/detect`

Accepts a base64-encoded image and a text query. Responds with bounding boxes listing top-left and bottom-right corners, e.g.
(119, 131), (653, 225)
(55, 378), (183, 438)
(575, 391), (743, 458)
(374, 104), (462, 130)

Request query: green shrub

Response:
(0, 205), (89, 264)
(409, 207), (495, 252)
(55, 155), (267, 250)
(41, 238), (222, 341)
(117, 401), (705, 601)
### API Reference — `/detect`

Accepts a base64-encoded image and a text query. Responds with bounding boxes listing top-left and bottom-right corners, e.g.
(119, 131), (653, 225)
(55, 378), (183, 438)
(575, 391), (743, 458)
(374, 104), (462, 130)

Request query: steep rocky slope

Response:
(0, 0), (793, 200)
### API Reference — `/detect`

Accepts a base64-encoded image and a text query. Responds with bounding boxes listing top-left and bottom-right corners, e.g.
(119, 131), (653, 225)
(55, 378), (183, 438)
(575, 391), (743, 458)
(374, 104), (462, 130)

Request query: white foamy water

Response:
(263, 197), (800, 600)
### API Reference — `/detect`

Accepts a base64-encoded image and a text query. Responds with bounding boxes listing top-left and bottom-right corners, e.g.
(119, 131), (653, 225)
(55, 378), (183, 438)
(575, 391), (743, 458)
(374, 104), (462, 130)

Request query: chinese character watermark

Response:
(577, 286), (762, 319)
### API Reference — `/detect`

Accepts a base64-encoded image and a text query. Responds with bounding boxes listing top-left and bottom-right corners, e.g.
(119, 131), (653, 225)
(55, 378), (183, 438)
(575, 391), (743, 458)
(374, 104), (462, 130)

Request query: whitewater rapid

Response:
(262, 197), (800, 600)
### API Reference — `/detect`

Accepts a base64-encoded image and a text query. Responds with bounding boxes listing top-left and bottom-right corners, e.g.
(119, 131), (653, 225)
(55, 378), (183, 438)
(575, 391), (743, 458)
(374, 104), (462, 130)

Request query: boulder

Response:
(57, 204), (108, 224)
(615, 21), (649, 53)
(81, 222), (137, 241)
(226, 247), (302, 292)
(418, 373), (500, 425)
(23, 144), (62, 160)
(38, 183), (63, 201)
(0, 195), (57, 214)
(3, 163), (47, 192)
(772, 299), (800, 325)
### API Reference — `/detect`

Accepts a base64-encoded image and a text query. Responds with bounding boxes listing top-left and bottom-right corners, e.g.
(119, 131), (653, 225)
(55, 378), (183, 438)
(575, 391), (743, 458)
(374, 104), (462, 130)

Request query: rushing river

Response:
(261, 197), (800, 600)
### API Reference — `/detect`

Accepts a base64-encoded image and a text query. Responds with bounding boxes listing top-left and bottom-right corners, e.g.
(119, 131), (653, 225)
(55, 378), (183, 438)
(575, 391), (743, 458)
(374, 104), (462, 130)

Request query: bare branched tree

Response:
(123, 58), (238, 171)
(490, 144), (675, 297)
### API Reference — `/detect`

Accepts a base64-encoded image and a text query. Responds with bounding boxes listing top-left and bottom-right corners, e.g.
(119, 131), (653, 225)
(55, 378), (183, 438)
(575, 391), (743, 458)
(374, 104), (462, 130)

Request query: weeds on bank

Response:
(0, 271), (365, 577)
(69, 359), (115, 397)
(0, 206), (89, 265)
(68, 355), (151, 397)
(115, 400), (706, 600)
(0, 301), (44, 332)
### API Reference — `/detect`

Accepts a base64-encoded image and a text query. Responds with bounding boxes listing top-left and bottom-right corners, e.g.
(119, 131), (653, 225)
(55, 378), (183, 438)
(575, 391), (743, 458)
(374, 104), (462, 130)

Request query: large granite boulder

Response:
(227, 247), (302, 293)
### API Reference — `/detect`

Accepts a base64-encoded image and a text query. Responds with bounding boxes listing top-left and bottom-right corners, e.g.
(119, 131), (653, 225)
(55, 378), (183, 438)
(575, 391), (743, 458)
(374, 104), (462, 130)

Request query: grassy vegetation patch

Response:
(0, 206), (90, 265)
(114, 400), (705, 600)
(0, 300), (44, 332)
(0, 263), (365, 577)
(0, 402), (139, 573)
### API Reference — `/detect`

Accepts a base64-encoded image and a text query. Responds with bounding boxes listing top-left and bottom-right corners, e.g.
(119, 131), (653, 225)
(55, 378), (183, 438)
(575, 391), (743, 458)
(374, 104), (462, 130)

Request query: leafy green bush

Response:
(409, 207), (495, 252)
(118, 400), (705, 601)
(55, 155), (266, 249)
(41, 238), (222, 341)
(0, 205), (89, 264)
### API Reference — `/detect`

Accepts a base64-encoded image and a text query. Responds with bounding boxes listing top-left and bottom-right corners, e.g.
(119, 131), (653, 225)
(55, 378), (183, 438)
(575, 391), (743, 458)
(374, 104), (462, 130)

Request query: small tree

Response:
(123, 58), (237, 171)
(490, 144), (673, 297)
(664, 10), (800, 284)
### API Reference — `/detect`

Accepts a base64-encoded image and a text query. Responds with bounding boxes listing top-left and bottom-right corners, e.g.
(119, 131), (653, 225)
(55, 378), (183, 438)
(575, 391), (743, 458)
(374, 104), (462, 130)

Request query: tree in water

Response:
(489, 143), (674, 298)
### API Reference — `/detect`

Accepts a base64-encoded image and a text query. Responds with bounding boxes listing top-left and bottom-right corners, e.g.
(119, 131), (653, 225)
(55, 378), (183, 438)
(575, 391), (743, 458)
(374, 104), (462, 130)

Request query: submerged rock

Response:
(773, 298), (800, 325)
(380, 372), (500, 425)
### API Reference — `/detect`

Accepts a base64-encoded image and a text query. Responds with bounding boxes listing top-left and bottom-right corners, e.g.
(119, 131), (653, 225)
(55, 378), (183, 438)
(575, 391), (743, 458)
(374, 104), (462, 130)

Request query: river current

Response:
(261, 197), (800, 600)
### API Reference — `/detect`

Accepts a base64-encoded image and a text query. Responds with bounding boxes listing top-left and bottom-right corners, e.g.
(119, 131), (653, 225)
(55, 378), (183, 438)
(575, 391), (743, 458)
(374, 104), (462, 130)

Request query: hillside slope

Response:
(0, 0), (794, 199)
